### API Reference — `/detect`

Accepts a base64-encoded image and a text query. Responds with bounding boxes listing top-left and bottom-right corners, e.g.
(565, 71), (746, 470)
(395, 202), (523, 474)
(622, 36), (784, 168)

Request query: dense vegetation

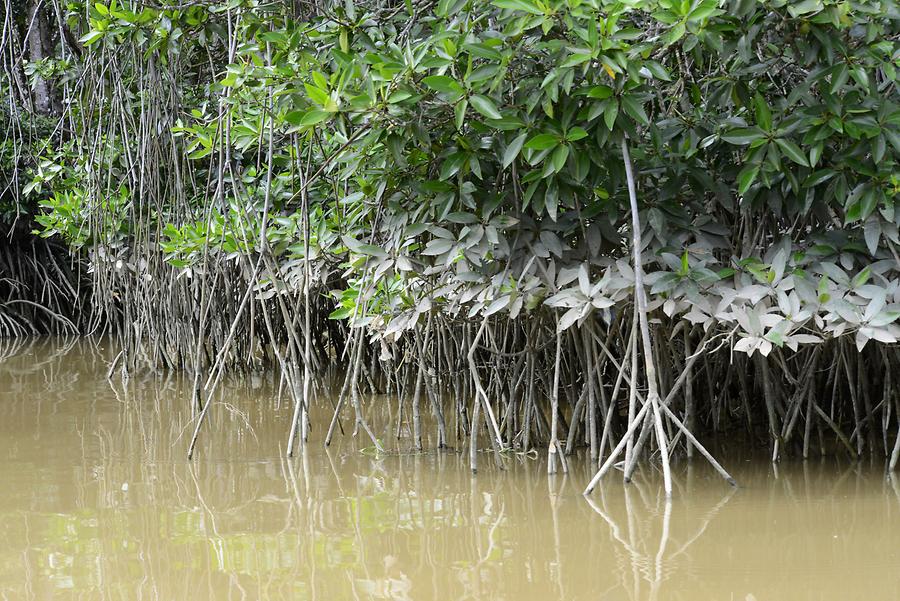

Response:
(2, 0), (899, 492)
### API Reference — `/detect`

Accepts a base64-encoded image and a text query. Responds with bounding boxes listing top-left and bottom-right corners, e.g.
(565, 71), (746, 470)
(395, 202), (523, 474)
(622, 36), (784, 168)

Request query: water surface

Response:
(1, 339), (898, 600)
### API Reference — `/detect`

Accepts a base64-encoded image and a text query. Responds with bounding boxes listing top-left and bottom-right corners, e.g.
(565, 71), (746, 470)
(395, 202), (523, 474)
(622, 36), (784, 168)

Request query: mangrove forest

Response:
(3, 0), (900, 599)
(2, 0), (900, 495)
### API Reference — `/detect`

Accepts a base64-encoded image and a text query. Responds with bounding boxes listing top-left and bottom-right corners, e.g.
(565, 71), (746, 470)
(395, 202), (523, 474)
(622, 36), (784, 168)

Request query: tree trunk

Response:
(27, 0), (52, 115)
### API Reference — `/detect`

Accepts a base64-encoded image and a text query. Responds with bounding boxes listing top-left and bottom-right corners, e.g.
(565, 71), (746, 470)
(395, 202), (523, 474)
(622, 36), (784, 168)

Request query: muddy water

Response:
(0, 339), (898, 601)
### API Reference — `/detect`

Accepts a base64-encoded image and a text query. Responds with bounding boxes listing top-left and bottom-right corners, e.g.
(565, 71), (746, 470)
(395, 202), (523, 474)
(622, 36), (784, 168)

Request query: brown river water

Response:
(1, 339), (898, 600)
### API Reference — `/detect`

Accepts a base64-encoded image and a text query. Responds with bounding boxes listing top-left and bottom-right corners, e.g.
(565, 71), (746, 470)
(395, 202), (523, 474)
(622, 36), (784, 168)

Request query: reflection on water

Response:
(0, 338), (898, 600)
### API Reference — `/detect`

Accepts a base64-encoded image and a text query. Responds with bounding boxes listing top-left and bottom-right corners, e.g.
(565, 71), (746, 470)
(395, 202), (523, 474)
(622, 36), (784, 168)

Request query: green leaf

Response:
(566, 127), (588, 142)
(688, 2), (719, 21)
(829, 63), (849, 95)
(388, 90), (413, 103)
(737, 164), (760, 195)
(661, 22), (686, 46)
(284, 110), (305, 125)
(802, 169), (836, 188)
(858, 188), (879, 222)
(491, 0), (544, 14)
(774, 139), (809, 167)
(603, 101), (619, 131)
(299, 109), (331, 126)
(304, 83), (331, 108)
(502, 133), (528, 169)
(648, 207), (664, 234)
(643, 61), (671, 81)
(525, 133), (559, 150)
(851, 266), (871, 288)
(470, 94), (502, 120)
(467, 65), (500, 83)
(329, 306), (352, 320)
(188, 145), (212, 160)
(586, 85), (613, 99)
(653, 9), (679, 24)
(845, 186), (878, 223)
(454, 99), (467, 131)
(80, 30), (104, 46)
(721, 127), (765, 145)
(650, 272), (680, 294)
(809, 143), (824, 167)
(423, 75), (463, 95)
(864, 218), (881, 255)
(545, 180), (559, 221)
(764, 330), (784, 347)
(447, 212), (478, 224)
(440, 152), (466, 180)
(551, 144), (569, 172)
(620, 95), (648, 126)
(312, 71), (328, 91)
(561, 52), (593, 68)
(754, 94), (772, 131)
(787, 0), (823, 17)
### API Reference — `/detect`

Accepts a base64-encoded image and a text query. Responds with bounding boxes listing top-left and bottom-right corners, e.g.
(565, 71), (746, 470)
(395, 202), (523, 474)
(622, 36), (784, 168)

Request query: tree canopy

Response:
(6, 0), (897, 350)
